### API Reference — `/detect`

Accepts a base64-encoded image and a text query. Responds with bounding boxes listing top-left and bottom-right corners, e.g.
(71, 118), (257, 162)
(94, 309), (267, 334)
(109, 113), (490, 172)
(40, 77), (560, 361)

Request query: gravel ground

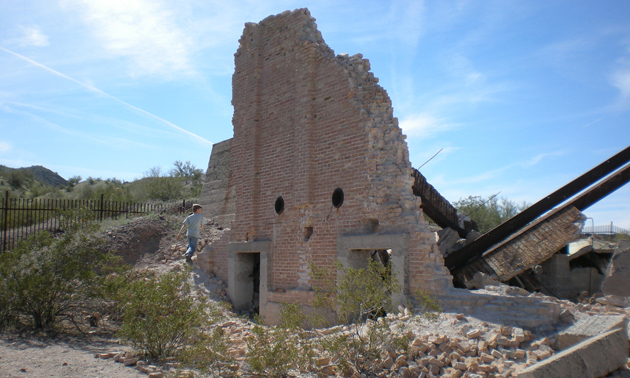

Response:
(0, 335), (143, 378)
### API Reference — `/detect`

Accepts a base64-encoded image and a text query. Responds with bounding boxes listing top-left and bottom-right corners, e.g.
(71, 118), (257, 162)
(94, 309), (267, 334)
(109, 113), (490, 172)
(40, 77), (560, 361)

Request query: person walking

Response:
(177, 204), (204, 263)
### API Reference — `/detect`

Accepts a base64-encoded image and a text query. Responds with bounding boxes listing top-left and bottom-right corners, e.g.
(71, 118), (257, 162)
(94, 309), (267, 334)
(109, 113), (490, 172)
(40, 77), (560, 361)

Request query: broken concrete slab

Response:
(440, 289), (561, 329)
(555, 314), (627, 350)
(567, 238), (593, 260)
(469, 272), (502, 289)
(596, 295), (630, 308)
(437, 227), (460, 256)
(602, 241), (630, 297)
(593, 239), (617, 253)
(517, 327), (629, 378)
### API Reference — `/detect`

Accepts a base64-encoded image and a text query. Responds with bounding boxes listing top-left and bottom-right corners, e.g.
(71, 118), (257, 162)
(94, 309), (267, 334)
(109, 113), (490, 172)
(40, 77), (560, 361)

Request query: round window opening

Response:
(275, 196), (285, 215)
(332, 188), (344, 208)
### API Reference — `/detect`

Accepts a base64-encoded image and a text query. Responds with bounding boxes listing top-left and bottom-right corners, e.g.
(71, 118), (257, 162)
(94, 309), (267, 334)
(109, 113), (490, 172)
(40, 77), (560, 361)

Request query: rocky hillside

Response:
(0, 164), (67, 189)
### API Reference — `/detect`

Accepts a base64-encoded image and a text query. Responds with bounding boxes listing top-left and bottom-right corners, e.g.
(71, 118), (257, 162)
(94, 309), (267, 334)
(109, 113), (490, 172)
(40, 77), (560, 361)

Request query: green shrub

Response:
(311, 259), (400, 325)
(413, 289), (442, 321)
(178, 326), (237, 378)
(0, 208), (121, 330)
(315, 317), (413, 375)
(246, 304), (315, 377)
(116, 268), (214, 360)
(7, 170), (29, 189)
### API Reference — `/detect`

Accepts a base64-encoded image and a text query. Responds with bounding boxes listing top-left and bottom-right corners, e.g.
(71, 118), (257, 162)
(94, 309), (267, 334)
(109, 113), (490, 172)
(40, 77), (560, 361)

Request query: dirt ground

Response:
(0, 334), (144, 378)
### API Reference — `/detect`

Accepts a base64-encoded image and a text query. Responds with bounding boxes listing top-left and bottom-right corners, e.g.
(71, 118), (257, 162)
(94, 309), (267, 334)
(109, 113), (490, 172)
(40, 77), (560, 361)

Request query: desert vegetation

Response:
(0, 209), (442, 377)
(0, 160), (204, 203)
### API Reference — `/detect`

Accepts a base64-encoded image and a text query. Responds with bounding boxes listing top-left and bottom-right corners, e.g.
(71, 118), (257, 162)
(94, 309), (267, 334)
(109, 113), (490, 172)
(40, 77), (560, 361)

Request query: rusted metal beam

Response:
(570, 162), (630, 211)
(450, 163), (630, 286)
(412, 169), (469, 237)
(445, 144), (630, 271)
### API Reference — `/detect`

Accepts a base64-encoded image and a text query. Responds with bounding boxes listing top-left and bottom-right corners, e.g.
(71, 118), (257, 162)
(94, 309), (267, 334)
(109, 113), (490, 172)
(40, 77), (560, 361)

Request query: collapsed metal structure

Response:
(414, 145), (630, 288)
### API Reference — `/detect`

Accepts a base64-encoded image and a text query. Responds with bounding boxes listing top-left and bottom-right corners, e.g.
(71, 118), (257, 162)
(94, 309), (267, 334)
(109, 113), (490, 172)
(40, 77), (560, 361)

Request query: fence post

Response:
(2, 191), (8, 252)
(99, 193), (104, 221)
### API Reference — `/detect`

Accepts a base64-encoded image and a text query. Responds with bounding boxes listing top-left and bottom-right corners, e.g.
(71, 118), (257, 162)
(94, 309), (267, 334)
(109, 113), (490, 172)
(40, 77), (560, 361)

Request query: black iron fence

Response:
(1, 191), (194, 252)
(581, 223), (629, 237)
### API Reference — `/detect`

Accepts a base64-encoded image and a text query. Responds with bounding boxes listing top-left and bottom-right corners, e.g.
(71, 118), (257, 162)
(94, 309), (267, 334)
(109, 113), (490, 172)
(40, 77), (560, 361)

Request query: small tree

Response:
(454, 195), (528, 233)
(170, 160), (203, 181)
(7, 170), (27, 189)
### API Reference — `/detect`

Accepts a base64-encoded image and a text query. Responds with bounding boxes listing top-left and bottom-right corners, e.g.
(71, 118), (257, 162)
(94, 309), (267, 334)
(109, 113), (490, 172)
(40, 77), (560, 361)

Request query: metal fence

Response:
(581, 223), (629, 237)
(1, 191), (194, 252)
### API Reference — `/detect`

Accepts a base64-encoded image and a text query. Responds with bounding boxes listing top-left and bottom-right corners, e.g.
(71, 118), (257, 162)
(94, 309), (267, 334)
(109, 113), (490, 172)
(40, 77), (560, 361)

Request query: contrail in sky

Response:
(0, 46), (212, 145)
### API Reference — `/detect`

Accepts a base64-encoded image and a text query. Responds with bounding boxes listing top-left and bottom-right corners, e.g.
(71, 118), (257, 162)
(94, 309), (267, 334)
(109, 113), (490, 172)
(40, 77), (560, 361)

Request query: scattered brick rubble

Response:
(92, 285), (630, 377)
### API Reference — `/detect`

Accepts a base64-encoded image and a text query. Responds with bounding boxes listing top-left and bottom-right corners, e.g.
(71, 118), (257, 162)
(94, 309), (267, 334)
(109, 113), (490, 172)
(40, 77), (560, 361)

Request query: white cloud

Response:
(399, 114), (459, 138)
(0, 141), (12, 153)
(17, 26), (50, 47)
(60, 0), (193, 76)
(520, 150), (566, 168)
(610, 68), (630, 110)
(391, 0), (425, 48)
(0, 46), (211, 145)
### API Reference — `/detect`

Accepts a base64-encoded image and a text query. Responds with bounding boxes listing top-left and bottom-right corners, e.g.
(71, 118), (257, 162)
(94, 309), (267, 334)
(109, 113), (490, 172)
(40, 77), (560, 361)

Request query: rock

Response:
(469, 272), (502, 289)
(466, 329), (481, 339)
(382, 356), (394, 369)
(320, 365), (336, 375)
(428, 358), (444, 368)
(412, 337), (424, 346)
(395, 355), (409, 368)
(596, 295), (630, 308)
(559, 308), (575, 324)
(438, 228), (461, 256)
(148, 373), (163, 378)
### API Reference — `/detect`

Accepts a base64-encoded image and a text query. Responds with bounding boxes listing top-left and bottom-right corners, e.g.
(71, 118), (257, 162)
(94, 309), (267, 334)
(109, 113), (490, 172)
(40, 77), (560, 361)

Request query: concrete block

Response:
(567, 239), (593, 260)
(437, 227), (460, 256)
(556, 314), (627, 350)
(602, 241), (630, 297)
(469, 272), (501, 289)
(517, 328), (629, 378)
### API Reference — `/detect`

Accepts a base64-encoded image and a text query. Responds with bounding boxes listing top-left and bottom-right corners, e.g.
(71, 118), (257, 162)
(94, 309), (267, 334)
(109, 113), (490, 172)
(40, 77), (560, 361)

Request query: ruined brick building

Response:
(199, 8), (630, 327)
(200, 8), (452, 323)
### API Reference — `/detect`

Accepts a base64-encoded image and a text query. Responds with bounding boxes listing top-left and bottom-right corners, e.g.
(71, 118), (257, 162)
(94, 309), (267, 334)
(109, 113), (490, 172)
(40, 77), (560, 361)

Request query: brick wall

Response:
(209, 9), (452, 317)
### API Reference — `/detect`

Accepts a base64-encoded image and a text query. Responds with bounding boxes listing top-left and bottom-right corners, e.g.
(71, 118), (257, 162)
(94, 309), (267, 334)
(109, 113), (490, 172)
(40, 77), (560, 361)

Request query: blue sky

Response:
(1, 0), (629, 229)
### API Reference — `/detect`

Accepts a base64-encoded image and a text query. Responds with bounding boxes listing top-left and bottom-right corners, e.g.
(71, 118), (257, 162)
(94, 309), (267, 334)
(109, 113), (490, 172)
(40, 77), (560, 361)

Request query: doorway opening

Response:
(233, 252), (260, 317)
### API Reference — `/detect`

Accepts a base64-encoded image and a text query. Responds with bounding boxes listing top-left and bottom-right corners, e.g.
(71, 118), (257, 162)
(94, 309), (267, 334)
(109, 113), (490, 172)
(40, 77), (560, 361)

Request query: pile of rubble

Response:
(95, 216), (630, 378)
(92, 274), (630, 378)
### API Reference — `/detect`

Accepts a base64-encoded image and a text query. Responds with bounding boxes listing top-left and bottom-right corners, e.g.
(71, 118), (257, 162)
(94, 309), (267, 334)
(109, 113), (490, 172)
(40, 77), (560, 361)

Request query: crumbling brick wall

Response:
(208, 8), (452, 323)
